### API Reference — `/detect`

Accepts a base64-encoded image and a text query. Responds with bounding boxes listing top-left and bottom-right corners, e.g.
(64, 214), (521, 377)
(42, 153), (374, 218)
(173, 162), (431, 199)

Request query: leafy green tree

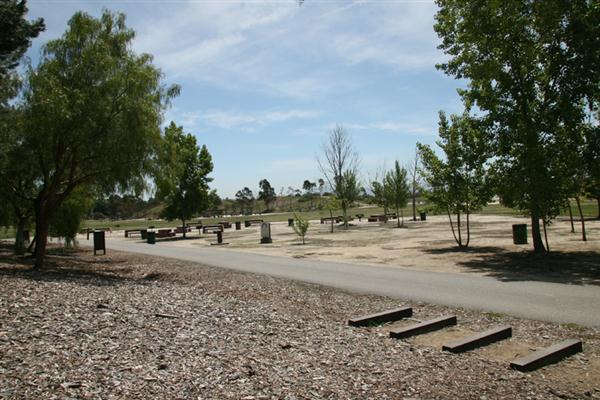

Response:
(49, 187), (94, 248)
(291, 213), (310, 245)
(155, 122), (213, 238)
(0, 0), (44, 104)
(434, 0), (600, 252)
(583, 121), (600, 218)
(418, 112), (492, 248)
(207, 189), (222, 211)
(384, 161), (410, 228)
(0, 109), (35, 254)
(339, 170), (361, 227)
(370, 180), (389, 216)
(20, 10), (178, 267)
(258, 179), (276, 210)
(235, 187), (254, 215)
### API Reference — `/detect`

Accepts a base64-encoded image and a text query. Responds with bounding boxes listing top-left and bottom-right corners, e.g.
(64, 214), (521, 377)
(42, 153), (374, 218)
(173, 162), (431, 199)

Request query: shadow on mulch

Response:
(0, 245), (147, 286)
(424, 245), (600, 286)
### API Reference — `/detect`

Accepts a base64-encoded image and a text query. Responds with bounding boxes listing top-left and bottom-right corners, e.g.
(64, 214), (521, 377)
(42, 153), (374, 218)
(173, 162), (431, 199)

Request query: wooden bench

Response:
(321, 217), (341, 224)
(156, 229), (175, 238)
(203, 225), (224, 234)
(218, 221), (232, 229)
(369, 215), (388, 222)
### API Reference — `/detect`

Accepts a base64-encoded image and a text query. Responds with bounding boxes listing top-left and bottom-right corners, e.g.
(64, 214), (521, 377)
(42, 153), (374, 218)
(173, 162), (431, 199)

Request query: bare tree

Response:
(318, 125), (360, 228)
(407, 148), (422, 221)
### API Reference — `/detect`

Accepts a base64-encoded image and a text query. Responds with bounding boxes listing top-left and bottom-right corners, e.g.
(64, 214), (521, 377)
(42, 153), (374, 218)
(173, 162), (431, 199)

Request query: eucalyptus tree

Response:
(258, 179), (276, 210)
(21, 10), (179, 267)
(418, 112), (492, 248)
(155, 122), (213, 238)
(435, 0), (600, 252)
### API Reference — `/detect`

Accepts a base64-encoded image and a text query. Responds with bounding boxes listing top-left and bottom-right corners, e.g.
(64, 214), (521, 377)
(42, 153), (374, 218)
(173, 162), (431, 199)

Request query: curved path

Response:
(100, 237), (600, 327)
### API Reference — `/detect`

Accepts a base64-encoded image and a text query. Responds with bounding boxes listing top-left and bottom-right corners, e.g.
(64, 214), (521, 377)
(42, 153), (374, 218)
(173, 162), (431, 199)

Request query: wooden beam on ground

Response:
(510, 339), (582, 372)
(348, 307), (413, 327)
(389, 315), (457, 339)
(442, 326), (512, 353)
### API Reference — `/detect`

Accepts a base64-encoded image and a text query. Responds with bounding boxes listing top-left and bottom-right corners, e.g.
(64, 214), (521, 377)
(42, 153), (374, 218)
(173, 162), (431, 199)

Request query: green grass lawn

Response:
(1, 200), (597, 240)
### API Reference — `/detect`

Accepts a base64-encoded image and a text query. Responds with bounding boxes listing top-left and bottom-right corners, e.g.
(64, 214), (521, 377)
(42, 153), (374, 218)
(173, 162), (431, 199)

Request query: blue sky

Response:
(26, 0), (464, 198)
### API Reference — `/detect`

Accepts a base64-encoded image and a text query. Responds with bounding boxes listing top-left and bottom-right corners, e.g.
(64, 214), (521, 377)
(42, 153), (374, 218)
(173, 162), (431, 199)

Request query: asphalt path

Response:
(97, 237), (600, 327)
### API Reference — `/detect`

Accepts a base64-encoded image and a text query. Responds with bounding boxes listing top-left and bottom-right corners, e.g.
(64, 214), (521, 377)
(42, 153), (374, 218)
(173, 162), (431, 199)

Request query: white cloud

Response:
(129, 1), (443, 98)
(345, 121), (434, 136)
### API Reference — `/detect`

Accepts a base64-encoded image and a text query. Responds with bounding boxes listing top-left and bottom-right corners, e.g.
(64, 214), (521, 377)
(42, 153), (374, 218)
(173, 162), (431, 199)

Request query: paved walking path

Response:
(99, 237), (600, 327)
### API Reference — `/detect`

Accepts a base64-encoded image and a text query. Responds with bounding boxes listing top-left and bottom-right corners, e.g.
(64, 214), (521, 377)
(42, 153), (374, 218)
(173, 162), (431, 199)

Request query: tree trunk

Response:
(396, 207), (400, 228)
(33, 210), (50, 269)
(575, 196), (587, 242)
(531, 214), (546, 253)
(14, 217), (26, 255)
(412, 196), (417, 221)
(567, 199), (575, 233)
(542, 219), (550, 251)
(182, 218), (186, 239)
(456, 210), (463, 247)
(329, 209), (334, 233)
(465, 210), (470, 248)
(597, 197), (600, 220)
(447, 209), (460, 247)
(342, 203), (348, 229)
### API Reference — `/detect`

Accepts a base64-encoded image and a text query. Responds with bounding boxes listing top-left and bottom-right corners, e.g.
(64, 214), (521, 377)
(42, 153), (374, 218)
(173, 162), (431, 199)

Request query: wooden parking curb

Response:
(442, 326), (512, 353)
(389, 315), (457, 339)
(348, 307), (413, 327)
(510, 338), (582, 372)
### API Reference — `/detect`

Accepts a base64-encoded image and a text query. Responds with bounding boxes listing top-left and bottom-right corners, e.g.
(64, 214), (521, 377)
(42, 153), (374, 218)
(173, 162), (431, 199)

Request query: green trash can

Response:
(420, 212), (427, 221)
(288, 218), (294, 226)
(147, 231), (156, 244)
(141, 229), (148, 240)
(512, 224), (528, 244)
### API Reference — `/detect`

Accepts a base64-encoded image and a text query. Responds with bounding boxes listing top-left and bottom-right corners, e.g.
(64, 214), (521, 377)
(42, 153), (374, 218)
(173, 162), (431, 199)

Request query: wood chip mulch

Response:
(0, 246), (599, 399)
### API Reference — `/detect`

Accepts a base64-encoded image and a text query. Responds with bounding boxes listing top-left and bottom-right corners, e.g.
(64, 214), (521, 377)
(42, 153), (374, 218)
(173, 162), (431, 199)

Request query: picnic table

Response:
(244, 219), (263, 227)
(156, 229), (175, 238)
(124, 229), (146, 238)
(203, 224), (224, 234)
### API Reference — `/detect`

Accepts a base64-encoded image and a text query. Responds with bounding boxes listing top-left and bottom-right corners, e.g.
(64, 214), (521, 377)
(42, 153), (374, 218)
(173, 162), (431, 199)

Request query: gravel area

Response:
(1, 246), (599, 399)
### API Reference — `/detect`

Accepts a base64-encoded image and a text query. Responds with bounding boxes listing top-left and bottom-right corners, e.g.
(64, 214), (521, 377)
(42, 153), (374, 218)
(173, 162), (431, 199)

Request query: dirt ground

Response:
(111, 214), (600, 286)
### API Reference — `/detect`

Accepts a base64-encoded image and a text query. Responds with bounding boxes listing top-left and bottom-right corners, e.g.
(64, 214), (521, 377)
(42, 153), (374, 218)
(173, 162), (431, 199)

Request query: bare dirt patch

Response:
(122, 214), (600, 286)
(1, 246), (598, 399)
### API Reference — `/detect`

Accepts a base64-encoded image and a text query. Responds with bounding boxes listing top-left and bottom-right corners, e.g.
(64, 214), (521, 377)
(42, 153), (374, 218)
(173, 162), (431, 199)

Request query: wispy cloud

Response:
(130, 1), (442, 98)
(168, 108), (321, 131)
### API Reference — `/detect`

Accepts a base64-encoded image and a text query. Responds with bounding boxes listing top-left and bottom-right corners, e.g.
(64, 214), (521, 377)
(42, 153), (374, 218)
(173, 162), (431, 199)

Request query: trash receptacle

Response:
(512, 224), (528, 244)
(93, 230), (106, 255)
(235, 221), (241, 230)
(288, 218), (294, 227)
(420, 212), (427, 221)
(141, 229), (147, 240)
(147, 231), (156, 244)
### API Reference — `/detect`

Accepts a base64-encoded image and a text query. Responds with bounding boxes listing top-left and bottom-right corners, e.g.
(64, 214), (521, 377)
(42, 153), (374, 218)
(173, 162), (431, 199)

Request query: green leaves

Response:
(418, 112), (492, 246)
(434, 0), (599, 251)
(291, 213), (310, 245)
(155, 122), (214, 224)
